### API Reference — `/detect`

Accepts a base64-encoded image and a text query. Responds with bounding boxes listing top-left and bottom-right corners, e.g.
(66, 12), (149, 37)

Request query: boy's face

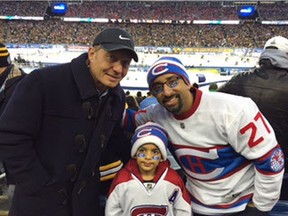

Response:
(135, 143), (162, 176)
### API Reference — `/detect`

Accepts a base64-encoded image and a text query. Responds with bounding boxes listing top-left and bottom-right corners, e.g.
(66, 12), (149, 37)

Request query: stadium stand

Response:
(0, 1), (288, 48)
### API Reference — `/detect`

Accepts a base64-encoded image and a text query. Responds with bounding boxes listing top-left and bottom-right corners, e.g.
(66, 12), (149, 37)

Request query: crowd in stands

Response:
(1, 20), (288, 48)
(0, 1), (287, 21)
(0, 1), (239, 20)
(0, 1), (288, 48)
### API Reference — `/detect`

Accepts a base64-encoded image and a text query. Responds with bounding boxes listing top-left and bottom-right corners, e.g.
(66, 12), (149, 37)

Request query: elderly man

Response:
(0, 28), (138, 216)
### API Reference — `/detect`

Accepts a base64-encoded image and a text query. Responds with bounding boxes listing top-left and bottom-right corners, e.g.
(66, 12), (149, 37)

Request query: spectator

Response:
(218, 35), (288, 201)
(105, 122), (191, 216)
(126, 95), (139, 111)
(125, 90), (130, 96)
(208, 82), (218, 92)
(192, 82), (199, 89)
(135, 90), (144, 104)
(134, 56), (284, 215)
(0, 27), (138, 216)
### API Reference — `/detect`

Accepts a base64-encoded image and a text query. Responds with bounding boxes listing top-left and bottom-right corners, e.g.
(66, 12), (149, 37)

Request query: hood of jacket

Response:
(260, 49), (288, 69)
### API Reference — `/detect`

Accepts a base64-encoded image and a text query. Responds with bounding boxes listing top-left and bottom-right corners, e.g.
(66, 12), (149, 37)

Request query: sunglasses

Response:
(150, 76), (181, 95)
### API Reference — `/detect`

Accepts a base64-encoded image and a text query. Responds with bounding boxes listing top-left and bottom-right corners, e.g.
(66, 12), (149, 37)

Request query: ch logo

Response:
(151, 63), (169, 76)
(137, 128), (153, 138)
(175, 148), (224, 180)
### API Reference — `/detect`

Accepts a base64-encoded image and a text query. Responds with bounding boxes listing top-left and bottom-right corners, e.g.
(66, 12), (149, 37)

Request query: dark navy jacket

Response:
(0, 53), (130, 216)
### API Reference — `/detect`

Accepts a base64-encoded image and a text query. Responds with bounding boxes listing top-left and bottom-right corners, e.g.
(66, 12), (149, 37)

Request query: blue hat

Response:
(147, 56), (190, 88)
(131, 122), (168, 160)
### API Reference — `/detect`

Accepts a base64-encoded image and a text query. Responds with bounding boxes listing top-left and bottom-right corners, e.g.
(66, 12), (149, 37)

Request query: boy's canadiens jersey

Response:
(134, 89), (284, 215)
(105, 160), (191, 216)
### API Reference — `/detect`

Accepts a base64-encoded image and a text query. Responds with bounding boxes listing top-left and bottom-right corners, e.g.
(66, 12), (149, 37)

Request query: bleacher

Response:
(0, 1), (288, 48)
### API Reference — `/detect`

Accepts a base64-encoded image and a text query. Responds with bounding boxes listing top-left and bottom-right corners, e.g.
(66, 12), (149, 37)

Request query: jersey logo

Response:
(173, 146), (249, 181)
(270, 148), (284, 172)
(131, 204), (168, 216)
(175, 148), (224, 180)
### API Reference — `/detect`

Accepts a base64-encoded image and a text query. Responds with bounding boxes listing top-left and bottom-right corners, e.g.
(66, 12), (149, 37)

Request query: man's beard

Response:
(162, 94), (183, 115)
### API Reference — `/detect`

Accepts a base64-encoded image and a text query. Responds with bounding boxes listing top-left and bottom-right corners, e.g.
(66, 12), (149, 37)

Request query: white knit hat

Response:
(264, 36), (288, 53)
(131, 122), (168, 160)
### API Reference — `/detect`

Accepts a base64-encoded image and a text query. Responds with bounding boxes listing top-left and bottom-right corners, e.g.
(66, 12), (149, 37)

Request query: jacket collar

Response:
(260, 49), (288, 69)
(125, 159), (169, 183)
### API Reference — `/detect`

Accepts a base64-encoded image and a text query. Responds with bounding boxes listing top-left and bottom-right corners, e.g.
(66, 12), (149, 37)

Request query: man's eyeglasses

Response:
(150, 76), (181, 95)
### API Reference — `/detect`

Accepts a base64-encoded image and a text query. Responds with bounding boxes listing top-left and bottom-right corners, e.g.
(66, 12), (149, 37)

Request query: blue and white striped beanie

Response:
(131, 122), (168, 160)
(147, 56), (190, 88)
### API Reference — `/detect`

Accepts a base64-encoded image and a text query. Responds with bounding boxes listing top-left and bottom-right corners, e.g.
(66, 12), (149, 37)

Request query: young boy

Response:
(105, 122), (191, 216)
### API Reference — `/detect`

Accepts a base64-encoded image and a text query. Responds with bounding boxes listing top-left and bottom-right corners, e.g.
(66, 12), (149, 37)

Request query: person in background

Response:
(0, 43), (26, 207)
(139, 91), (159, 110)
(218, 35), (288, 201)
(134, 56), (284, 216)
(135, 90), (144, 105)
(125, 94), (139, 111)
(208, 82), (218, 92)
(0, 27), (138, 216)
(125, 90), (130, 96)
(192, 82), (199, 89)
(105, 122), (191, 216)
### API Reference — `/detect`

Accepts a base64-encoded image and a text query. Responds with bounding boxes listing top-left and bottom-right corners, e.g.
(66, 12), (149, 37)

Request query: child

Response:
(105, 122), (192, 216)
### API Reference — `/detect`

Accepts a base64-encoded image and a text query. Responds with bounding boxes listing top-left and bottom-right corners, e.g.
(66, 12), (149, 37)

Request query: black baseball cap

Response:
(93, 28), (138, 62)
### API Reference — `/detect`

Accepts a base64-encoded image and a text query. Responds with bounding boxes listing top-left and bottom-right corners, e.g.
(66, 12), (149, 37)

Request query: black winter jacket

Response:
(0, 53), (130, 216)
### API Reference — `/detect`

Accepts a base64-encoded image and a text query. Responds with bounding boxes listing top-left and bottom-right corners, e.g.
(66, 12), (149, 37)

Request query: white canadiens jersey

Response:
(105, 160), (191, 216)
(134, 89), (284, 215)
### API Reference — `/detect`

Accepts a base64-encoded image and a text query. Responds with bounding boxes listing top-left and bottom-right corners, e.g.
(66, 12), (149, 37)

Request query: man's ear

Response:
(88, 46), (100, 61)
